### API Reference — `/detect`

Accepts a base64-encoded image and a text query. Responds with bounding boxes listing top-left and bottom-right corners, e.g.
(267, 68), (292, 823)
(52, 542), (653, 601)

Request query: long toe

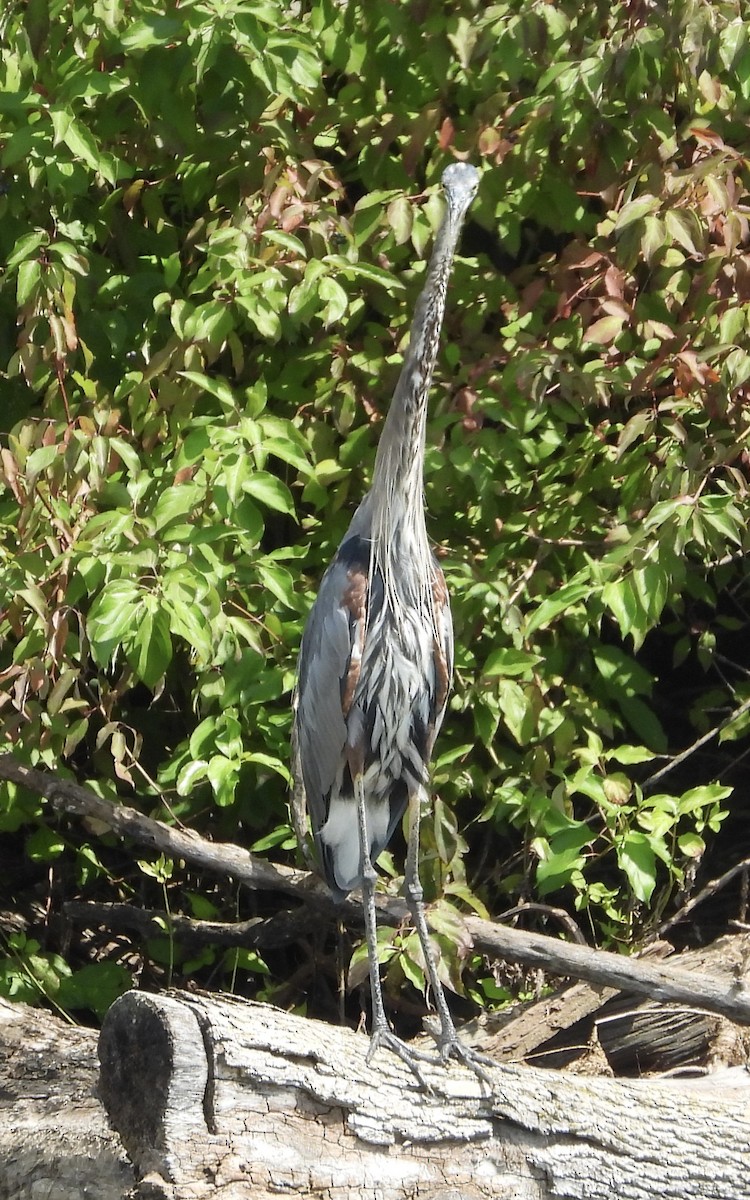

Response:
(367, 1026), (442, 1089)
(439, 1033), (497, 1087)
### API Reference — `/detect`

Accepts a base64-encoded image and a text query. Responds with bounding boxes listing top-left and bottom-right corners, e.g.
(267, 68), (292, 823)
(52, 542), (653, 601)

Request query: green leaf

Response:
(151, 484), (202, 531)
(607, 745), (656, 765)
(614, 194), (659, 231)
(602, 576), (647, 648)
(534, 839), (587, 896)
(179, 372), (237, 411)
(25, 827), (66, 862)
(57, 962), (132, 1019)
(261, 229), (306, 256)
(640, 214), (666, 264)
(387, 195), (414, 245)
(677, 832), (705, 859)
(617, 832), (657, 903)
(60, 114), (117, 182)
(245, 752), (292, 785)
(256, 562), (296, 608)
(483, 648), (541, 677)
(497, 679), (536, 746)
(206, 755), (238, 807)
(525, 579), (592, 634)
(582, 314), (625, 345)
(7, 230), (48, 268)
(243, 471), (295, 515)
(17, 259), (41, 305)
(250, 823), (294, 852)
(176, 760), (209, 796)
(124, 606), (173, 689)
(25, 445), (60, 476)
(664, 209), (701, 256)
(318, 276), (349, 326)
(87, 581), (143, 665)
(119, 16), (185, 49)
(324, 254), (406, 291)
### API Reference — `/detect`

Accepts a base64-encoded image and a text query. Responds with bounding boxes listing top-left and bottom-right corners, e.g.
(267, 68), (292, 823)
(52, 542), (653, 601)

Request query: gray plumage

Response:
(293, 163), (486, 1078)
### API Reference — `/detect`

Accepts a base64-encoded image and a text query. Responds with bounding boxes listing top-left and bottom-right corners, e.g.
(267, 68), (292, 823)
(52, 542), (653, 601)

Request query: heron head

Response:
(441, 162), (480, 219)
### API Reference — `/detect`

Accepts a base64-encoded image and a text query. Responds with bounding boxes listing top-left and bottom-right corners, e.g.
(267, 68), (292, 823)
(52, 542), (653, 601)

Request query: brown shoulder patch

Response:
(431, 565), (451, 719)
(340, 567), (368, 717)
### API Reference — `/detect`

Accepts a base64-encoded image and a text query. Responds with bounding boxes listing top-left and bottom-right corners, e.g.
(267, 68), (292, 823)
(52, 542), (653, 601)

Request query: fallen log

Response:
(471, 933), (750, 1074)
(0, 996), (132, 1200)
(98, 987), (750, 1200)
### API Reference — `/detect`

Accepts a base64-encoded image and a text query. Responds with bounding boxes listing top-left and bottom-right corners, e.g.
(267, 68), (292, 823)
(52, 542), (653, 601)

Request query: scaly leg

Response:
(404, 788), (495, 1085)
(354, 774), (435, 1084)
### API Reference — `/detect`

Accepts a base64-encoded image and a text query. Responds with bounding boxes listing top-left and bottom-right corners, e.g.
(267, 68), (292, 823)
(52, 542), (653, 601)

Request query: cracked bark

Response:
(0, 997), (132, 1200)
(96, 988), (750, 1200)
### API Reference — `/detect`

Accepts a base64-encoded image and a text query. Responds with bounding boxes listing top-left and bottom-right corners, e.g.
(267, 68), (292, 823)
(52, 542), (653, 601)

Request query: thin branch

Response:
(63, 900), (320, 948)
(657, 857), (750, 937)
(464, 917), (750, 1026)
(499, 901), (588, 945)
(502, 548), (544, 617)
(0, 752), (320, 902)
(642, 694), (750, 791)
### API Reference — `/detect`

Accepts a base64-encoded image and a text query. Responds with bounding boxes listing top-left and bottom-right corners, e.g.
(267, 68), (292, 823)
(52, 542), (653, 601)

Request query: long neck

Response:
(368, 203), (468, 559)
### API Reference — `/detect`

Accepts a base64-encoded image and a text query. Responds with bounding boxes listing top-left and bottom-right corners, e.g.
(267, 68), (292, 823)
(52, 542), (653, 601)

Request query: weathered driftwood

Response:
(472, 933), (750, 1075)
(0, 996), (132, 1200)
(593, 934), (750, 1075)
(98, 988), (750, 1200)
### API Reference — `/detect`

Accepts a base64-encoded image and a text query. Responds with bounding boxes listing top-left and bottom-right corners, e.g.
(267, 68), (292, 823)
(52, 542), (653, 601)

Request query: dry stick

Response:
(63, 900), (320, 949)
(3, 751), (750, 1026)
(657, 856), (750, 937)
(643, 694), (750, 791)
(499, 900), (588, 945)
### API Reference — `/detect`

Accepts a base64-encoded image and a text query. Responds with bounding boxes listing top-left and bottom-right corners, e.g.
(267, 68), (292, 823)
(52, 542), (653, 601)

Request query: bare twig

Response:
(63, 900), (320, 948)
(658, 857), (750, 937)
(502, 549), (544, 617)
(499, 901), (588, 945)
(642, 694), (750, 791)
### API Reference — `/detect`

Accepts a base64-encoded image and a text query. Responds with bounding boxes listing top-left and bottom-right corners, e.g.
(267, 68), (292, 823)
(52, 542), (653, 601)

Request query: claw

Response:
(367, 1023), (438, 1089)
(436, 1033), (496, 1087)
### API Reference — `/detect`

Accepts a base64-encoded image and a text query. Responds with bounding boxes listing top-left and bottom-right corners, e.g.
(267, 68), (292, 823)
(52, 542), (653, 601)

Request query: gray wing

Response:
(293, 541), (368, 848)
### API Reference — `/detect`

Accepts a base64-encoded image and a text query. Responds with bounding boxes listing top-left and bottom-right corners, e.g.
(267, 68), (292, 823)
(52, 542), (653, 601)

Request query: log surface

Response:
(99, 989), (750, 1200)
(0, 997), (132, 1200)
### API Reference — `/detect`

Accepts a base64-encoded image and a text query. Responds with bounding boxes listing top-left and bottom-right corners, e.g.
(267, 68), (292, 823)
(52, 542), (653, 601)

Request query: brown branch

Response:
(657, 856), (750, 937)
(0, 752), (321, 901)
(643, 694), (750, 790)
(463, 916), (750, 1026)
(63, 900), (320, 949)
(4, 752), (750, 1027)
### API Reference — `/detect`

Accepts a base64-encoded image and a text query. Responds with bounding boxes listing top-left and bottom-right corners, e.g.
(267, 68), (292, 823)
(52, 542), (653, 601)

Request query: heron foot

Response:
(366, 1023), (440, 1088)
(435, 1030), (496, 1087)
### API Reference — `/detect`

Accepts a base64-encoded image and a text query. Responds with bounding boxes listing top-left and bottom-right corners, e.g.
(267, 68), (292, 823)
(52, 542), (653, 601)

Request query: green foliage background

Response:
(1, 0), (749, 1022)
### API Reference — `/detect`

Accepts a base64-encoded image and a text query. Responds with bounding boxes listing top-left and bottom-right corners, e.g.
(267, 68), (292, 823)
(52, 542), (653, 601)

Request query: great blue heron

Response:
(293, 162), (484, 1078)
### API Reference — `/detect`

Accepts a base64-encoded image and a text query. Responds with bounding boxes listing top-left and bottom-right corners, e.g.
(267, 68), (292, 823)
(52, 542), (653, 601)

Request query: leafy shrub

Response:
(0, 0), (748, 1020)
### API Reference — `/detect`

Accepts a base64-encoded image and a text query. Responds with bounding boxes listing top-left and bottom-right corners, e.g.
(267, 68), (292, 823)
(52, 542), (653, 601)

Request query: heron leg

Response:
(404, 788), (495, 1085)
(353, 773), (434, 1085)
(355, 773), (389, 1037)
